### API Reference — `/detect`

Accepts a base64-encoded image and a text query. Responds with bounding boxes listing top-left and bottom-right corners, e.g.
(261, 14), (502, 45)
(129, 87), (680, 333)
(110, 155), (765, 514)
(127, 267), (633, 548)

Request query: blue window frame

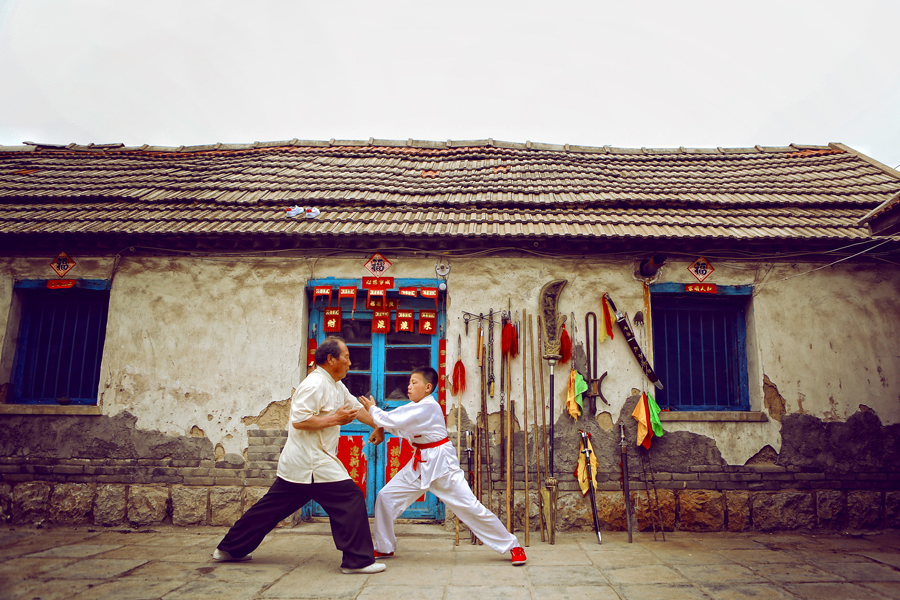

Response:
(650, 283), (750, 410)
(10, 280), (111, 405)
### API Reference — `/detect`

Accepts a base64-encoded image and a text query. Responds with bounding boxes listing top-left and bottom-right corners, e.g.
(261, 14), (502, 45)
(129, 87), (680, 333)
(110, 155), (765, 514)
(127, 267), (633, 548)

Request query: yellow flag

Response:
(575, 435), (598, 496)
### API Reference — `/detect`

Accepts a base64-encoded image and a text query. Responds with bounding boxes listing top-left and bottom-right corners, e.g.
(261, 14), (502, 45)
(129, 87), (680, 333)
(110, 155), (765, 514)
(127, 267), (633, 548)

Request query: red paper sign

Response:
(47, 280), (76, 289)
(687, 257), (714, 283)
(396, 309), (414, 333)
(50, 252), (76, 278)
(364, 253), (392, 277)
(385, 437), (424, 502)
(685, 283), (717, 294)
(372, 310), (391, 333)
(313, 286), (332, 306)
(339, 286), (358, 313)
(368, 297), (399, 310)
(398, 287), (418, 297)
(323, 307), (342, 332)
(438, 337), (447, 419)
(337, 435), (367, 495)
(362, 277), (394, 289)
(420, 287), (439, 310)
(418, 310), (437, 335)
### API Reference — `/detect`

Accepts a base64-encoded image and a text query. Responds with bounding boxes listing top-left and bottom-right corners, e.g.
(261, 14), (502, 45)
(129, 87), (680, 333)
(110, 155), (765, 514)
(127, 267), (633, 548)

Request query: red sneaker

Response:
(510, 547), (527, 566)
(374, 550), (394, 559)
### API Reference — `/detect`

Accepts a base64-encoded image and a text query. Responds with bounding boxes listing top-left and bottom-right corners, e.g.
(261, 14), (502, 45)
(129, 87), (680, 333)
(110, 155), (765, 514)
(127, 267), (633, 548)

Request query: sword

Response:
(604, 294), (664, 390)
(579, 430), (602, 545)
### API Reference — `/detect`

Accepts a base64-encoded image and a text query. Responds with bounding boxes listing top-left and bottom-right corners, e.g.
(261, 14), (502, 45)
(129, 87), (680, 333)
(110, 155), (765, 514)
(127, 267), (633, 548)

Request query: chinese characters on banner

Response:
(385, 437), (425, 502)
(438, 338), (447, 418)
(364, 253), (392, 277)
(687, 257), (715, 283)
(338, 286), (358, 315)
(685, 283), (717, 293)
(50, 251), (76, 278)
(366, 288), (385, 310)
(395, 309), (414, 332)
(420, 287), (439, 310)
(313, 286), (332, 307)
(337, 436), (367, 495)
(418, 310), (437, 335)
(323, 307), (342, 332)
(398, 287), (417, 298)
(361, 277), (394, 289)
(372, 310), (391, 333)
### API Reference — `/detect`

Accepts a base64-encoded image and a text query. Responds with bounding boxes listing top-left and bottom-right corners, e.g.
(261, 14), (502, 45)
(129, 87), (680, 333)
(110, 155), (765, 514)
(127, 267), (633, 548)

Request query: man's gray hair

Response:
(315, 336), (346, 365)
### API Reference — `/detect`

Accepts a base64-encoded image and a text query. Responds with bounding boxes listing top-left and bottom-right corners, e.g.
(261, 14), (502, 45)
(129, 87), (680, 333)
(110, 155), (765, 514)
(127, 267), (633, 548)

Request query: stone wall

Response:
(2, 425), (898, 532)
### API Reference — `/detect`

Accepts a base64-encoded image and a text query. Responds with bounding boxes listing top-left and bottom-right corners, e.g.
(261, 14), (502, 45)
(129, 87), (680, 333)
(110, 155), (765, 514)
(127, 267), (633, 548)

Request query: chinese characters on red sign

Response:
(687, 257), (715, 283)
(685, 284), (717, 293)
(50, 252), (76, 278)
(337, 436), (367, 495)
(418, 310), (437, 335)
(364, 253), (392, 277)
(323, 307), (342, 332)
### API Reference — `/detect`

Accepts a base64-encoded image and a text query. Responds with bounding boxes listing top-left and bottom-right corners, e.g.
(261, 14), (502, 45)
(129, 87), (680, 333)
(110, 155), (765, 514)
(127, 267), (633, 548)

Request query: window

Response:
(9, 281), (110, 405)
(650, 285), (750, 410)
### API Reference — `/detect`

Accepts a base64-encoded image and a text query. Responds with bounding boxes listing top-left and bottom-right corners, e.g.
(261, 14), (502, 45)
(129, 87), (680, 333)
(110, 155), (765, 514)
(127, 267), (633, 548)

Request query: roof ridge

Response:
(6, 139), (841, 156)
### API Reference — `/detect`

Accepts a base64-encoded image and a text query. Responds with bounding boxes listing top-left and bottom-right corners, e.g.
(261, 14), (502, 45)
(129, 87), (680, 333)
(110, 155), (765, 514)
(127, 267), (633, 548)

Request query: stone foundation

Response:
(2, 423), (898, 532)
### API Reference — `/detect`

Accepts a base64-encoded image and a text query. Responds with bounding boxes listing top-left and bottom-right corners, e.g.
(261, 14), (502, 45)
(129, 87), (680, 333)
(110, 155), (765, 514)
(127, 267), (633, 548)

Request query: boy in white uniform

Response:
(357, 366), (526, 565)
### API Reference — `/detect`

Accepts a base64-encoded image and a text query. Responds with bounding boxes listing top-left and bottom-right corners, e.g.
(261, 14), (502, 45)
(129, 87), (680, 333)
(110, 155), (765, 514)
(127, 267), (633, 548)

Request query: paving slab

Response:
(615, 584), (712, 600)
(784, 581), (888, 600)
(1, 524), (899, 600)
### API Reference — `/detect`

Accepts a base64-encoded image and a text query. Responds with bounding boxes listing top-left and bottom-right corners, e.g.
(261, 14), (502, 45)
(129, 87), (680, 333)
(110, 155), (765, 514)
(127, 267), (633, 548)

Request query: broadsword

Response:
(604, 294), (664, 390)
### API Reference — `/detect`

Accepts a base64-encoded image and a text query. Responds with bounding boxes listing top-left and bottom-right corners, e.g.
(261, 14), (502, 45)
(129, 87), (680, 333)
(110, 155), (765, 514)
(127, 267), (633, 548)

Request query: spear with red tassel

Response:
(452, 334), (466, 395)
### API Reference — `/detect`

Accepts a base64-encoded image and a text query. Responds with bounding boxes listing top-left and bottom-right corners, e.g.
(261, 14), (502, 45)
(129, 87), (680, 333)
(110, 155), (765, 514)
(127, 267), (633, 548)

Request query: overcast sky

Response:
(1, 1), (898, 168)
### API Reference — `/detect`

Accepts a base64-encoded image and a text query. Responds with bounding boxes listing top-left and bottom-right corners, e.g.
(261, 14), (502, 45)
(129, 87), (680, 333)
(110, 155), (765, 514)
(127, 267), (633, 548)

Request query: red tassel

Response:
(559, 324), (571, 363)
(452, 360), (466, 394)
(502, 322), (518, 357)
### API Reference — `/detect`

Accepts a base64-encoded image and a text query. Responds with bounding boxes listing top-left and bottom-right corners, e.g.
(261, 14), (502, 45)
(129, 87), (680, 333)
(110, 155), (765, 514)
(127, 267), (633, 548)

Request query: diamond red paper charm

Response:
(364, 253), (392, 277)
(687, 257), (714, 283)
(50, 251), (76, 278)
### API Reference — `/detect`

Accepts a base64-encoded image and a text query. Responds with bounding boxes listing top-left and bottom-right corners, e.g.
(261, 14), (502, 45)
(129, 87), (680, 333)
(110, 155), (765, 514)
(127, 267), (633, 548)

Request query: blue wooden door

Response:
(303, 281), (445, 521)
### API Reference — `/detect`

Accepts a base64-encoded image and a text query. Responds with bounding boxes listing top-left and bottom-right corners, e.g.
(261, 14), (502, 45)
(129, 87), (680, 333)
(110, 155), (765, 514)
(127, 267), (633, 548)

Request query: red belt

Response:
(412, 438), (449, 471)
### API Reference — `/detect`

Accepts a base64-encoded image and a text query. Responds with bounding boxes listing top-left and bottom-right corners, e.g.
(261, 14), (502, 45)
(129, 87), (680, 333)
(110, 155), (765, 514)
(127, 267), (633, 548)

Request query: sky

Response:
(1, 0), (899, 169)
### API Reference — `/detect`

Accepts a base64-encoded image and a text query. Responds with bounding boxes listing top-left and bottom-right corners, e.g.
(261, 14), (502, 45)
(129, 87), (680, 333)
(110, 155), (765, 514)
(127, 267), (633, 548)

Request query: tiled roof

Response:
(1, 139), (899, 245)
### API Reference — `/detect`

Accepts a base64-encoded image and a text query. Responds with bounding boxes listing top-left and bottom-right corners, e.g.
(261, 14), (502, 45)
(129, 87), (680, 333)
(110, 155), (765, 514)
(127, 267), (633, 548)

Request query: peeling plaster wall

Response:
(1, 254), (898, 472)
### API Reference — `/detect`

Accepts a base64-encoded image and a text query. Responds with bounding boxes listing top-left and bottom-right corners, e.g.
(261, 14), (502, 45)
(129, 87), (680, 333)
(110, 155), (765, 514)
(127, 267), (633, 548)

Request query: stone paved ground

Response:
(1, 523), (899, 600)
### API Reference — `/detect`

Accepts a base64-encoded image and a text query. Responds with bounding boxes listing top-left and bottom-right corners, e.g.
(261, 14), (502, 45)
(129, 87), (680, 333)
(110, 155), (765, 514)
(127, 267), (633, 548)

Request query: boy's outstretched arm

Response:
(356, 395), (385, 445)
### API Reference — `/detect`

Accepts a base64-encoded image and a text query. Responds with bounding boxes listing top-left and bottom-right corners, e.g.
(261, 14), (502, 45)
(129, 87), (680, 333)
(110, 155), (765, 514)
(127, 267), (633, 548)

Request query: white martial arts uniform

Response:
(370, 394), (519, 555)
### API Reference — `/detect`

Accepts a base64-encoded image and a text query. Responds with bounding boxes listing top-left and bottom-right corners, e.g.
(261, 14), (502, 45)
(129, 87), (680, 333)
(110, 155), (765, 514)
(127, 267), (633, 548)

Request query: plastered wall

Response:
(1, 253), (898, 468)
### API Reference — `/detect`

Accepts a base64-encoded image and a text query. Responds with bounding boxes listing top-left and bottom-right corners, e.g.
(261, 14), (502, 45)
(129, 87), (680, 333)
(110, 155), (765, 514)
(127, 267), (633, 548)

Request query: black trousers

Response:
(217, 477), (375, 569)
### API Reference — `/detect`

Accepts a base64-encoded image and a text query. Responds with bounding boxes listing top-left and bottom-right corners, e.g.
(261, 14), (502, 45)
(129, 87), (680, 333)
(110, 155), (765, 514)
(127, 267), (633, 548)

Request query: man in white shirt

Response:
(212, 336), (385, 575)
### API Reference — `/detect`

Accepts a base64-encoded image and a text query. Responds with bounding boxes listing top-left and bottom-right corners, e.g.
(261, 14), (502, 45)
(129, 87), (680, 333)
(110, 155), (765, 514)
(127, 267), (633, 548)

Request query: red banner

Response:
(313, 286), (332, 307)
(686, 283), (717, 294)
(385, 437), (424, 502)
(372, 310), (391, 333)
(367, 296), (399, 311)
(47, 280), (76, 289)
(420, 287), (439, 310)
(323, 307), (342, 332)
(339, 286), (358, 313)
(438, 337), (447, 419)
(395, 309), (414, 333)
(398, 287), (418, 298)
(337, 435), (367, 495)
(362, 277), (394, 289)
(418, 310), (437, 335)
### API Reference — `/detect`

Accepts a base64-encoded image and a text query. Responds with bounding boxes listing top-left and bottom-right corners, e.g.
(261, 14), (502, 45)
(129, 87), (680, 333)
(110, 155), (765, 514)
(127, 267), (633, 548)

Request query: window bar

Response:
(37, 303), (56, 400)
(64, 303), (79, 400)
(53, 302), (72, 401)
(80, 304), (97, 399)
(88, 304), (106, 399)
